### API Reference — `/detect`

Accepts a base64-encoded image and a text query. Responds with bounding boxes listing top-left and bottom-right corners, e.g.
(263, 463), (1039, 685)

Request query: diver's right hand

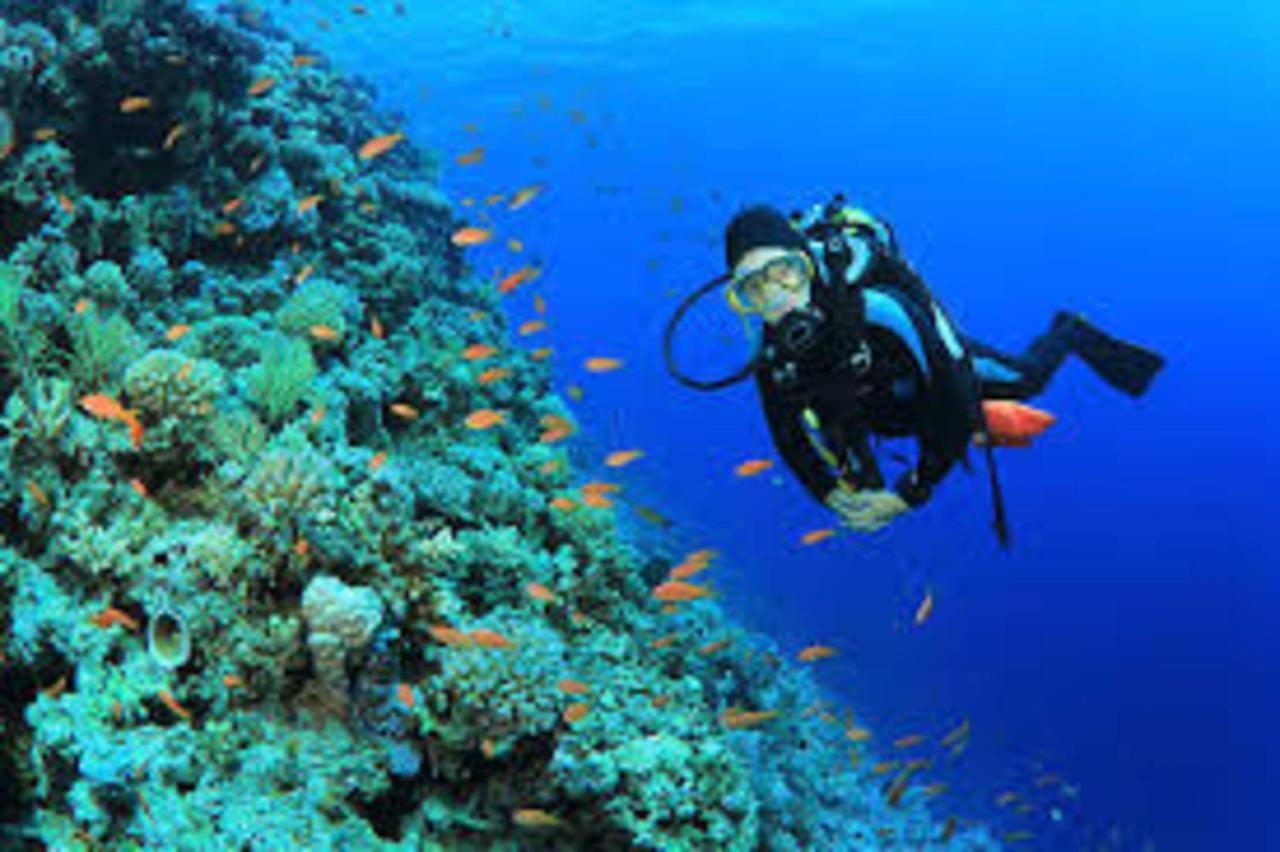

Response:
(825, 483), (909, 533)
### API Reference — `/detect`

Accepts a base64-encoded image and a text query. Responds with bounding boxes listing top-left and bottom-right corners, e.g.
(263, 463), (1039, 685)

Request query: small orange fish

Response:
(652, 581), (711, 603)
(293, 538), (309, 558)
(89, 607), (139, 631)
(78, 393), (129, 421)
(158, 689), (191, 721)
(389, 402), (419, 421)
(455, 146), (485, 166)
(580, 491), (613, 509)
(248, 76), (276, 96)
(462, 343), (498, 361)
(941, 718), (970, 747)
(396, 683), (416, 709)
(292, 54), (319, 67)
(359, 131), (405, 161)
(562, 702), (589, 724)
(74, 298), (90, 314)
(507, 238), (524, 252)
(294, 264), (315, 286)
(465, 408), (505, 430)
(557, 679), (590, 695)
(518, 319), (546, 336)
(579, 480), (619, 494)
(367, 451), (387, 471)
(310, 405), (326, 426)
(119, 96), (152, 114)
(800, 528), (836, 546)
(797, 644), (838, 662)
(699, 638), (732, 655)
(470, 628), (515, 649)
(721, 708), (780, 730)
(846, 725), (873, 743)
(57, 193), (74, 214)
(604, 449), (644, 468)
(41, 675), (68, 700)
(650, 633), (678, 649)
(497, 265), (538, 294)
(128, 478), (148, 498)
(530, 347), (553, 360)
(162, 123), (186, 150)
(583, 356), (623, 373)
(451, 226), (493, 247)
(507, 183), (544, 211)
(893, 734), (924, 749)
(33, 127), (57, 141)
(468, 309), (488, 321)
(980, 400), (1057, 447)
(871, 761), (898, 776)
(512, 808), (562, 828)
(308, 324), (341, 342)
(650, 694), (672, 708)
(481, 738), (496, 758)
(734, 458), (774, 477)
(296, 194), (324, 214)
(221, 197), (244, 215)
(914, 589), (934, 626)
(538, 459), (563, 475)
(213, 220), (237, 237)
(534, 294), (547, 314)
(370, 314), (385, 339)
(427, 624), (473, 647)
(123, 412), (144, 449)
(525, 582), (555, 603)
(483, 193), (506, 206)
(222, 674), (245, 689)
(549, 496), (577, 512)
(667, 560), (709, 581)
(477, 367), (511, 385)
(248, 152), (267, 173)
(25, 480), (49, 507)
(165, 323), (191, 342)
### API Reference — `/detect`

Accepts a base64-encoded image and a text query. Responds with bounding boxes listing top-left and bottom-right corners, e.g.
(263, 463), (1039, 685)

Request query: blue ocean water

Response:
(270, 0), (1278, 847)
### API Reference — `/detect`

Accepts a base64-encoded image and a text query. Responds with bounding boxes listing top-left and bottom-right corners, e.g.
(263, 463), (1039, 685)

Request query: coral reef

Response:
(0, 1), (1000, 849)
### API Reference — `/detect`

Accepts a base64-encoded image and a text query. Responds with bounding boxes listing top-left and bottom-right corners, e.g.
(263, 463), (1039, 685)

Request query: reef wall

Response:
(0, 1), (998, 848)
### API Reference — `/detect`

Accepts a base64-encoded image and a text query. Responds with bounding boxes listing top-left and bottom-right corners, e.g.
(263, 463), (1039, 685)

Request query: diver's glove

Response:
(824, 482), (910, 533)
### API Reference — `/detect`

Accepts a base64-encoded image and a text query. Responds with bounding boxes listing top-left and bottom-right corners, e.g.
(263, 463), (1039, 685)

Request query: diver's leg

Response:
(969, 312), (1165, 400)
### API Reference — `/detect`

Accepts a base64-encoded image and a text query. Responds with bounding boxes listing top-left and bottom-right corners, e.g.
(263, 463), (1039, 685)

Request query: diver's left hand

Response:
(831, 489), (910, 533)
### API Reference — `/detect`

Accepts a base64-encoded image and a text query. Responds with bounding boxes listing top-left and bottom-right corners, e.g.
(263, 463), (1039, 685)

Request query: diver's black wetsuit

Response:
(754, 229), (1164, 509)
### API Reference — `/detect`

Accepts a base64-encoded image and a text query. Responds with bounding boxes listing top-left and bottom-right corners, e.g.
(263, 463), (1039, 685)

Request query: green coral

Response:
(276, 279), (355, 343)
(66, 306), (141, 391)
(122, 348), (225, 420)
(246, 333), (317, 425)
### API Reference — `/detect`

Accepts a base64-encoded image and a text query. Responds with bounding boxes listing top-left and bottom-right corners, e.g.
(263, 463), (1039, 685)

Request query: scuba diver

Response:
(663, 195), (1165, 544)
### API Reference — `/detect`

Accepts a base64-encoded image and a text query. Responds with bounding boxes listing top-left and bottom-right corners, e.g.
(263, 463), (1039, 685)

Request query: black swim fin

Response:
(1057, 311), (1166, 398)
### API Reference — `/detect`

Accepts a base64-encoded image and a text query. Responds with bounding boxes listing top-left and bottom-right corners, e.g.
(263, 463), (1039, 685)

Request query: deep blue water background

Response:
(251, 1), (1277, 847)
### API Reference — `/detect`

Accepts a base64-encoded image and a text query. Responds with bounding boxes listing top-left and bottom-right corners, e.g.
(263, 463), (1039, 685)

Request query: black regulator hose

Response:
(662, 272), (761, 391)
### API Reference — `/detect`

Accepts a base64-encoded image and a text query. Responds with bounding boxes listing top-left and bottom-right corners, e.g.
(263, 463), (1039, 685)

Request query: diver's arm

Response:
(895, 367), (977, 508)
(755, 374), (839, 505)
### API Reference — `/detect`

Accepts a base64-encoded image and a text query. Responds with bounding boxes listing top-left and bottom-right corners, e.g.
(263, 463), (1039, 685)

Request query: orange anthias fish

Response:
(652, 580), (711, 603)
(162, 123), (186, 150)
(797, 644), (838, 662)
(497, 265), (539, 294)
(557, 678), (590, 695)
(358, 131), (405, 161)
(721, 708), (780, 730)
(477, 367), (511, 385)
(309, 324), (341, 341)
(562, 702), (589, 723)
(428, 625), (473, 648)
(734, 458), (774, 477)
(78, 393), (130, 422)
(89, 607), (140, 632)
(893, 734), (924, 749)
(119, 96), (152, 114)
(158, 689), (192, 721)
(980, 400), (1057, 447)
(462, 343), (498, 361)
(800, 528), (836, 546)
(507, 183), (545, 211)
(604, 449), (644, 468)
(389, 403), (419, 421)
(667, 559), (709, 581)
(465, 409), (505, 430)
(525, 582), (555, 603)
(396, 683), (416, 709)
(248, 76), (276, 96)
(914, 588), (934, 626)
(470, 628), (516, 649)
(451, 226), (493, 247)
(296, 194), (324, 214)
(512, 808), (562, 828)
(292, 54), (319, 67)
(518, 319), (546, 336)
(165, 323), (191, 342)
(584, 357), (623, 373)
(455, 146), (485, 166)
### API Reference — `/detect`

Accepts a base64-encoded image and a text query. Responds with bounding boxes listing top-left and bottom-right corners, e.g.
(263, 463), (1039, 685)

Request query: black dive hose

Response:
(662, 272), (761, 391)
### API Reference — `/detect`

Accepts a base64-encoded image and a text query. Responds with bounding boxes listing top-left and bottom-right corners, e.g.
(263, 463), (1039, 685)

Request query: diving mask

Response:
(726, 251), (814, 316)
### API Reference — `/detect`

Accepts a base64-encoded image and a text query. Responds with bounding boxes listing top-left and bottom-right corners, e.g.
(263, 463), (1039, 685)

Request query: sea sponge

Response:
(301, 575), (384, 717)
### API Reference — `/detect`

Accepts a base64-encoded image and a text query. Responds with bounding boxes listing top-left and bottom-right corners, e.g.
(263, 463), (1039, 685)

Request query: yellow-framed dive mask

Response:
(724, 251), (815, 316)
